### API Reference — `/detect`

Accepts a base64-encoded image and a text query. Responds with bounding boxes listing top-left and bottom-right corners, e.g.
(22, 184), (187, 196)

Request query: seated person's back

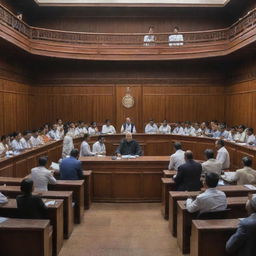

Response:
(31, 156), (57, 192)
(186, 172), (227, 213)
(226, 194), (256, 256)
(60, 149), (83, 180)
(202, 149), (222, 176)
(174, 150), (202, 191)
(16, 178), (47, 219)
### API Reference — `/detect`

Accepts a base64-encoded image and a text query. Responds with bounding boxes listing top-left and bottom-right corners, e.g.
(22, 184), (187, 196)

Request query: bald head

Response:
(185, 150), (193, 161)
(125, 132), (133, 142)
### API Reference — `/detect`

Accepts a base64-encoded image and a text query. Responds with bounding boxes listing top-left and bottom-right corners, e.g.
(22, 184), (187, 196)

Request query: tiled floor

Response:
(59, 203), (184, 256)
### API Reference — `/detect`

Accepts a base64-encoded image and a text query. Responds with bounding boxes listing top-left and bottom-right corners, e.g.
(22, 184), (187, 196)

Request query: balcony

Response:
(0, 4), (255, 60)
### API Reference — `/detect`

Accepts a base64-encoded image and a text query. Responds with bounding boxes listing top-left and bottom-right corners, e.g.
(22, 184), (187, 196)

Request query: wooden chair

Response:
(197, 208), (231, 220)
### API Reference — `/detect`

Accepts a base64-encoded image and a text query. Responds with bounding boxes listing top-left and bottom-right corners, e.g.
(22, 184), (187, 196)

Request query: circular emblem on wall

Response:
(122, 87), (135, 108)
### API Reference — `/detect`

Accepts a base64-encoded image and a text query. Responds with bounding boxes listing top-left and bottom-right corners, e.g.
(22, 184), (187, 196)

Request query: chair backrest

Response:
(197, 208), (231, 220)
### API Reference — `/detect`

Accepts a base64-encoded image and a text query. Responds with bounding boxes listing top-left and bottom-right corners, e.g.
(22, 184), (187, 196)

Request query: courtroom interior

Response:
(0, 0), (256, 255)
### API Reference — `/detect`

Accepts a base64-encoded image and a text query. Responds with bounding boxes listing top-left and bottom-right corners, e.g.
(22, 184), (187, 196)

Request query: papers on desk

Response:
(236, 143), (247, 146)
(50, 162), (60, 171)
(45, 200), (56, 207)
(221, 172), (236, 181)
(0, 217), (8, 223)
(96, 155), (106, 157)
(244, 184), (256, 190)
(217, 180), (225, 186)
(121, 155), (139, 159)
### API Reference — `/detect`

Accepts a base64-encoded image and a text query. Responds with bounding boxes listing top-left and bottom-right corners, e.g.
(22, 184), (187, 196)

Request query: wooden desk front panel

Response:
(82, 157), (168, 202)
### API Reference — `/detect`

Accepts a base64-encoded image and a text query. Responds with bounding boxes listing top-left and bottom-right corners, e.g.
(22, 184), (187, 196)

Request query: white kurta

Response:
(102, 125), (116, 134)
(80, 141), (95, 156)
(144, 35), (155, 46)
(159, 125), (171, 134)
(62, 135), (74, 158)
(92, 141), (106, 155)
(168, 149), (185, 170)
(169, 34), (184, 46)
(216, 146), (230, 170)
(172, 127), (184, 135)
(145, 123), (158, 134)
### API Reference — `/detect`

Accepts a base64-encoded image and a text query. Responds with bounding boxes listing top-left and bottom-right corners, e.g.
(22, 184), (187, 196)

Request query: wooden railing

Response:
(0, 4), (256, 60)
(1, 4), (255, 46)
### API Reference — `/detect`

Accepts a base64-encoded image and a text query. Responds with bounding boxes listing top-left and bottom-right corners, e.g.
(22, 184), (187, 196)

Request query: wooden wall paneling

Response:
(0, 83), (4, 135)
(15, 158), (28, 177)
(3, 91), (17, 133)
(115, 85), (142, 132)
(0, 164), (14, 177)
(27, 155), (37, 172)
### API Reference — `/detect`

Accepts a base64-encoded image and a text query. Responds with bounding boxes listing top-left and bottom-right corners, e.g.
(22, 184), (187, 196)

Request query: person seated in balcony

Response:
(186, 172), (227, 214)
(168, 26), (184, 46)
(11, 132), (24, 153)
(48, 124), (61, 140)
(101, 119), (116, 134)
(144, 26), (155, 46)
(121, 117), (137, 134)
(235, 125), (247, 143)
(159, 120), (171, 134)
(202, 149), (222, 176)
(227, 126), (238, 141)
(145, 119), (158, 134)
(226, 194), (256, 256)
(183, 121), (195, 136)
(0, 135), (9, 157)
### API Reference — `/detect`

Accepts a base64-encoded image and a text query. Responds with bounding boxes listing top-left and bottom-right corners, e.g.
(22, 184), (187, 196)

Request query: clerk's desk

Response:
(80, 156), (169, 202)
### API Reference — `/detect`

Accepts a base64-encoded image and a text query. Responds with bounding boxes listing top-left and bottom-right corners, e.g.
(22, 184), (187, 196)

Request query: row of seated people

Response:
(1, 116), (255, 158)
(165, 145), (256, 255)
(143, 26), (184, 46)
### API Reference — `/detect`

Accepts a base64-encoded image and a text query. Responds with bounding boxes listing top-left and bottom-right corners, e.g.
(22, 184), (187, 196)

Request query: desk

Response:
(0, 198), (63, 256)
(190, 219), (239, 256)
(0, 218), (52, 256)
(163, 170), (176, 178)
(168, 185), (256, 236)
(177, 197), (248, 254)
(48, 180), (84, 224)
(161, 178), (176, 219)
(0, 186), (74, 239)
(80, 156), (169, 202)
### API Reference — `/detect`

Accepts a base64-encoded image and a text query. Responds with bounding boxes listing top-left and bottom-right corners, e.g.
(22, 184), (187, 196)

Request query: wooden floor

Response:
(59, 203), (184, 256)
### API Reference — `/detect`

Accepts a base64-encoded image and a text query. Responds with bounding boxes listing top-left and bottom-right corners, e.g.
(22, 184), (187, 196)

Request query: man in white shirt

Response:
(102, 119), (116, 134)
(202, 149), (222, 176)
(183, 121), (195, 136)
(168, 26), (184, 47)
(48, 124), (61, 140)
(144, 26), (155, 46)
(62, 130), (74, 158)
(80, 134), (95, 157)
(159, 120), (171, 134)
(31, 156), (57, 192)
(246, 128), (255, 145)
(121, 117), (136, 134)
(20, 131), (32, 149)
(172, 122), (184, 135)
(219, 125), (229, 139)
(235, 125), (247, 143)
(186, 172), (227, 214)
(168, 142), (185, 170)
(88, 122), (99, 136)
(11, 132), (24, 153)
(145, 119), (158, 134)
(92, 136), (106, 155)
(216, 139), (230, 170)
(227, 127), (237, 141)
(30, 129), (44, 147)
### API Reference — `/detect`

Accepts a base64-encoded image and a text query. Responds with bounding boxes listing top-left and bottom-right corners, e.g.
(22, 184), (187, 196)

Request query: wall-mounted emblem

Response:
(122, 87), (135, 109)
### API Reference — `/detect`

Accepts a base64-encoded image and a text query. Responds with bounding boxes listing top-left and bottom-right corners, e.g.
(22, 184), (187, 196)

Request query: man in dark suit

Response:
(226, 194), (256, 256)
(173, 150), (202, 191)
(60, 149), (83, 180)
(16, 178), (47, 219)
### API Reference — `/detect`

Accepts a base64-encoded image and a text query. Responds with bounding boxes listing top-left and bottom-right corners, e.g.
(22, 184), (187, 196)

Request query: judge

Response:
(120, 117), (136, 134)
(116, 132), (142, 156)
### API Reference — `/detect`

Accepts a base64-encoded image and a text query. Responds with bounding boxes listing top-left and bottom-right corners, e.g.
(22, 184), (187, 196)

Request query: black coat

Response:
(174, 160), (202, 191)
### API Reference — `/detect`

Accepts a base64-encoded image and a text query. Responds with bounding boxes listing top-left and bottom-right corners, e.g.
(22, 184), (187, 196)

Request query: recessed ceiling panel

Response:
(34, 0), (231, 7)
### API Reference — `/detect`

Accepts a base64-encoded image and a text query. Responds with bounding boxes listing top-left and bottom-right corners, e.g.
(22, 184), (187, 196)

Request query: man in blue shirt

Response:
(60, 149), (83, 180)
